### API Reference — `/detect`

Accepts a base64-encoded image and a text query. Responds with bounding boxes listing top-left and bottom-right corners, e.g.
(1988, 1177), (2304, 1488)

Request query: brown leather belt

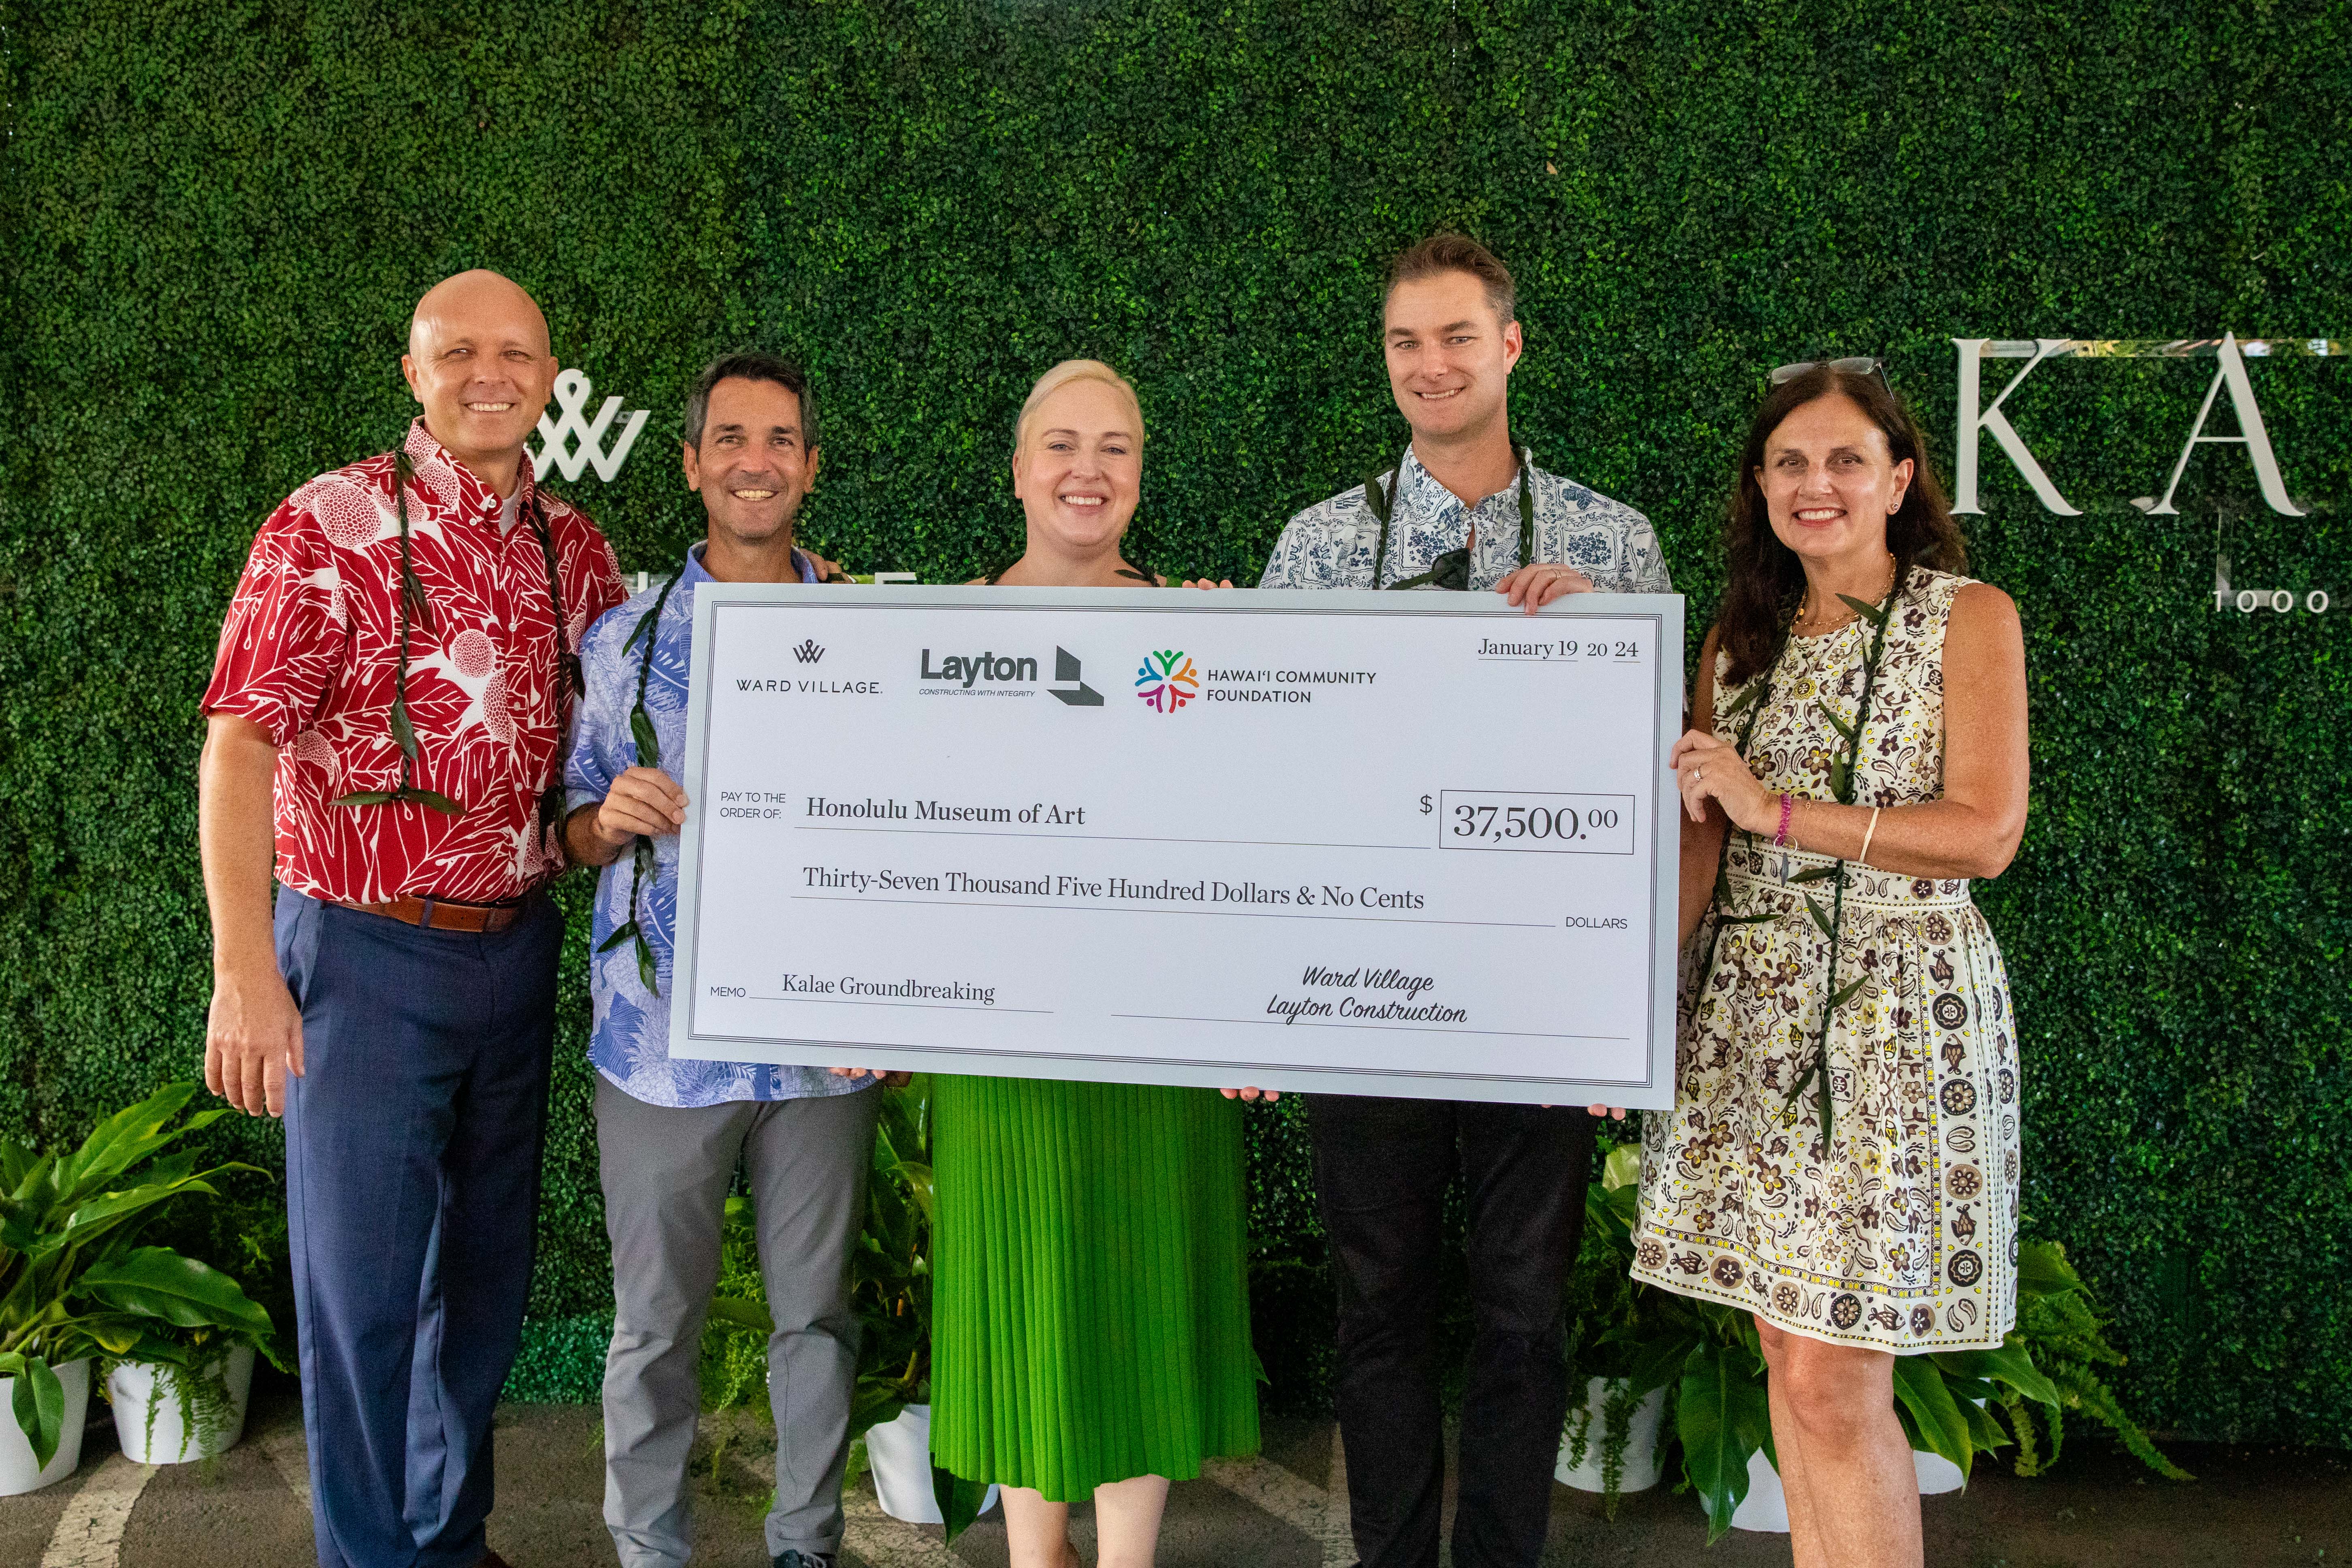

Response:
(335, 894), (529, 933)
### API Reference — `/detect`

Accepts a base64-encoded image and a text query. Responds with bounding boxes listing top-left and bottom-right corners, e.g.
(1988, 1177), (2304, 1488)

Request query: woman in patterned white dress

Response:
(1635, 364), (2028, 1568)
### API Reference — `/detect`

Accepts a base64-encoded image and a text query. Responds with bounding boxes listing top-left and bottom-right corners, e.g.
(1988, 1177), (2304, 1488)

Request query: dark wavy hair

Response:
(1715, 366), (1969, 685)
(683, 350), (815, 452)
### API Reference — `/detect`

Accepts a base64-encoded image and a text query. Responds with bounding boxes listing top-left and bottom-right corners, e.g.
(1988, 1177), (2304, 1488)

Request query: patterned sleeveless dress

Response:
(1631, 569), (2022, 1351)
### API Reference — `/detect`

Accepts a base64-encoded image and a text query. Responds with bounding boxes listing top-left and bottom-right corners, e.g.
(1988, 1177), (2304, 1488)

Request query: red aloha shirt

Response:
(204, 418), (627, 906)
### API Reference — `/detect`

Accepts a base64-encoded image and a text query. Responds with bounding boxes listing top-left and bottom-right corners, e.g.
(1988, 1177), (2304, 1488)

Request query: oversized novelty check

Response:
(670, 587), (1683, 1106)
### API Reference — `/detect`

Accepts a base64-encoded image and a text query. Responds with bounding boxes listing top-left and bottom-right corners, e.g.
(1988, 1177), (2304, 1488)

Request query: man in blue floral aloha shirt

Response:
(1257, 234), (1672, 1568)
(561, 352), (881, 1568)
(1261, 241), (1671, 602)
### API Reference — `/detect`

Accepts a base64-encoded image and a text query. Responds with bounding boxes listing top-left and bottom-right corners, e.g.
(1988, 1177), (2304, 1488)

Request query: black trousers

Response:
(1309, 1094), (1596, 1568)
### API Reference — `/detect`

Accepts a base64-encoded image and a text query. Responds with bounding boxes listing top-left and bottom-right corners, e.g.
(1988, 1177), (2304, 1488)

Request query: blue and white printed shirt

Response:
(566, 543), (868, 1108)
(1260, 445), (1672, 594)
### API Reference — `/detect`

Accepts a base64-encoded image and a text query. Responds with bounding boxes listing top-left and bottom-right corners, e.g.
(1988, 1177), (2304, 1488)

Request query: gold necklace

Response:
(1796, 552), (1896, 632)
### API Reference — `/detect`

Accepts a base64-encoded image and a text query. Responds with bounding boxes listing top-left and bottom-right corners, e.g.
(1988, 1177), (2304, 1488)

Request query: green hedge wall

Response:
(4, 1), (2346, 1444)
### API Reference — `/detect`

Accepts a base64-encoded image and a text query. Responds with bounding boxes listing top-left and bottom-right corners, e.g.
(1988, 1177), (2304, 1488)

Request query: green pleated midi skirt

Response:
(929, 1075), (1260, 1501)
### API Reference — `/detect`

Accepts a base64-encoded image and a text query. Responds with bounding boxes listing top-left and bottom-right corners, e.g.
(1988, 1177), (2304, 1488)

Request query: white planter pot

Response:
(864, 1404), (1000, 1525)
(1555, 1377), (1667, 1493)
(1914, 1447), (1966, 1494)
(1731, 1449), (1790, 1532)
(1726, 1438), (1973, 1532)
(0, 1358), (92, 1496)
(107, 1344), (258, 1465)
(1912, 1393), (1985, 1495)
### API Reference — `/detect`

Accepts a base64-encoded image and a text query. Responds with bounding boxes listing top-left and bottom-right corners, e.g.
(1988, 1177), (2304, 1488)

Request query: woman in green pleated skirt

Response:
(933, 361), (1260, 1566)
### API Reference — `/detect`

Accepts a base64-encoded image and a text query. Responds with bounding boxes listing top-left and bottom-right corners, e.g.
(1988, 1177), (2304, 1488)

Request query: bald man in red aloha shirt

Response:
(199, 271), (626, 1568)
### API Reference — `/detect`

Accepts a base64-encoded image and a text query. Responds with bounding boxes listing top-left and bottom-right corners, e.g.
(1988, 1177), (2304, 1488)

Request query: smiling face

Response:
(1383, 269), (1523, 446)
(683, 376), (819, 550)
(1010, 377), (1141, 555)
(400, 271), (558, 477)
(1755, 392), (1914, 568)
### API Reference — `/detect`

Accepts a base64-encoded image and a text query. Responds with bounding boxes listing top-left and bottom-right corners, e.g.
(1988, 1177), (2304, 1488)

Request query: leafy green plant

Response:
(1566, 1142), (1776, 1540)
(1560, 1142), (1685, 1515)
(699, 1078), (991, 1540)
(1564, 1140), (2188, 1542)
(0, 1084), (279, 1470)
(698, 1196), (770, 1420)
(840, 1078), (937, 1438)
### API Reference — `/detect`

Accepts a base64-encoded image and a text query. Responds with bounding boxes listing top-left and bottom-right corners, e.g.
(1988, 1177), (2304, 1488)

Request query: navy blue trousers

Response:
(276, 889), (560, 1568)
(1309, 1094), (1594, 1568)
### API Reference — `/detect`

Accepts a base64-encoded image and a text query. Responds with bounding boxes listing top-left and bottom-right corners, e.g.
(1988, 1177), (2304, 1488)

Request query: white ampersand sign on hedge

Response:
(528, 368), (650, 483)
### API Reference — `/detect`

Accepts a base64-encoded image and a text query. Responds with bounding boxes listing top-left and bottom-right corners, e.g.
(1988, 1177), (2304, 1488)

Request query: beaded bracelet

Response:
(1774, 792), (1794, 848)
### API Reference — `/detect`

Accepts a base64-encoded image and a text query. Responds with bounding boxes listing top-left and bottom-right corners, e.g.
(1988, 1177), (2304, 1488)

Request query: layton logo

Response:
(1050, 647), (1102, 707)
(1135, 650), (1200, 713)
(794, 639), (825, 664)
(526, 368), (650, 483)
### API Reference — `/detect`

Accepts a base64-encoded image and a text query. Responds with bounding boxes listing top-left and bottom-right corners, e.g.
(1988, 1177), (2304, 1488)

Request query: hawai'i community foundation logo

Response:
(1134, 650), (1199, 713)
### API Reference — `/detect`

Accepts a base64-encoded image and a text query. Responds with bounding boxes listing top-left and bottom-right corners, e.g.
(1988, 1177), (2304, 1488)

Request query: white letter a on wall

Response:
(2147, 333), (2305, 516)
(1951, 339), (2081, 516)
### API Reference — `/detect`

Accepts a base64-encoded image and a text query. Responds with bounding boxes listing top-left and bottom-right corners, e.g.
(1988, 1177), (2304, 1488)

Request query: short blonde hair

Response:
(1013, 359), (1145, 459)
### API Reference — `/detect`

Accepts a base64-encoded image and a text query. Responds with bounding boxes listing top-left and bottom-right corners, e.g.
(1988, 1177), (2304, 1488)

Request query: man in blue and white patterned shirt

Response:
(1257, 235), (1671, 1568)
(562, 353), (876, 1568)
(1261, 243), (1671, 605)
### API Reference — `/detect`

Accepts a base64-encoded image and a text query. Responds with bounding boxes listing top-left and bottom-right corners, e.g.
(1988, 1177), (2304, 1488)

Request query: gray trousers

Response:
(595, 1074), (878, 1567)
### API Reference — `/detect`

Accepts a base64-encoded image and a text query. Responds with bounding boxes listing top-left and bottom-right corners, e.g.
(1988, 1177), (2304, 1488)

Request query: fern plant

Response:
(113, 1329), (255, 1464)
(1990, 1239), (2191, 1481)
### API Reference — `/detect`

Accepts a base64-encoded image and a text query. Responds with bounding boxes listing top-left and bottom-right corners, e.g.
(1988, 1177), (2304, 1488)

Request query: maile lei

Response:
(595, 573), (679, 996)
(333, 448), (582, 842)
(1693, 564), (1907, 1148)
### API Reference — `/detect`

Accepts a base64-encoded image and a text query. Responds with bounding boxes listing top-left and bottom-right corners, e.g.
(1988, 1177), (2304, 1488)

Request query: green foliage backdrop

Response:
(3, 0), (2346, 1444)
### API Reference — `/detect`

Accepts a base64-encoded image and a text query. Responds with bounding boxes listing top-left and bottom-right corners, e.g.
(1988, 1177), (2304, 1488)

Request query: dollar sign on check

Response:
(1420, 794), (1432, 814)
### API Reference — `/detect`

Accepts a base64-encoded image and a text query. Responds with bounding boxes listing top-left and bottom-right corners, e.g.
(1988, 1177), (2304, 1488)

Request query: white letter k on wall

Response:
(1951, 338), (2082, 516)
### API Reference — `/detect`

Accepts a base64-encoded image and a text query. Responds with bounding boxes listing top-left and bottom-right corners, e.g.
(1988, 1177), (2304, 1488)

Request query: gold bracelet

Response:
(1858, 806), (1882, 867)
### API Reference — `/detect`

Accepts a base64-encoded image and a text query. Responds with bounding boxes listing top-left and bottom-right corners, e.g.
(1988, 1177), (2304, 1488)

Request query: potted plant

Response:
(1559, 1138), (2186, 1539)
(1, 1083), (278, 1492)
(700, 1077), (995, 1538)
(103, 1317), (284, 1466)
(1557, 1141), (1674, 1499)
(104, 1192), (290, 1466)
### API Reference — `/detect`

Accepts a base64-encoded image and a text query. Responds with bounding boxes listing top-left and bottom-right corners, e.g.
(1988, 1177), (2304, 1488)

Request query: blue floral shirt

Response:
(1260, 445), (1672, 594)
(566, 543), (869, 1108)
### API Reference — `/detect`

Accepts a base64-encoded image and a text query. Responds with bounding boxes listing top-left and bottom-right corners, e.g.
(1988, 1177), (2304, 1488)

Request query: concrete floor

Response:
(6, 1375), (2346, 1566)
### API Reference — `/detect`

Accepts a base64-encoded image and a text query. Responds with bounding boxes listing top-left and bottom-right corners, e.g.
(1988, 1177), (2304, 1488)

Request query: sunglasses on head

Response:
(1769, 356), (1886, 386)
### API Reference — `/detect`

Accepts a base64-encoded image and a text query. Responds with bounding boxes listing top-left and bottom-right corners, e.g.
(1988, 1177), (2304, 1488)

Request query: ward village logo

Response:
(525, 369), (649, 482)
(1135, 650), (1200, 713)
(735, 631), (873, 695)
(916, 645), (1103, 705)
